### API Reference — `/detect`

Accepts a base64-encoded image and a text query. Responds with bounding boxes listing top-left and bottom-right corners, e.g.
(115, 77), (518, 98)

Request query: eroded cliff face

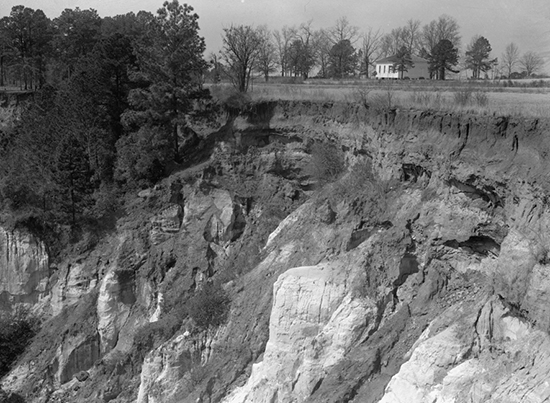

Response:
(0, 227), (49, 311)
(2, 101), (550, 403)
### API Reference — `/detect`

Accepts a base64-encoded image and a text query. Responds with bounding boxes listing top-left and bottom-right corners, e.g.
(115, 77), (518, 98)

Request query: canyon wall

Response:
(1, 101), (550, 403)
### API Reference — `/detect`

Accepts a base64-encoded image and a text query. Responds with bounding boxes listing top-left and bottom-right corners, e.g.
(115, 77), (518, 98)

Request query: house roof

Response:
(375, 55), (428, 64)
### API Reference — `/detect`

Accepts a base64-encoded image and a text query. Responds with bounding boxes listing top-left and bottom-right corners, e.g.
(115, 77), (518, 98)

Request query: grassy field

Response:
(3, 81), (549, 119)
(236, 78), (550, 118)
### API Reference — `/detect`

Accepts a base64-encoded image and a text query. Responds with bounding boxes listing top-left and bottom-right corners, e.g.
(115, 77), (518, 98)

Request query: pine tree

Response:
(393, 45), (414, 79)
(55, 134), (93, 226)
(125, 0), (208, 164)
(328, 39), (357, 78)
(465, 36), (497, 79)
(428, 39), (459, 80)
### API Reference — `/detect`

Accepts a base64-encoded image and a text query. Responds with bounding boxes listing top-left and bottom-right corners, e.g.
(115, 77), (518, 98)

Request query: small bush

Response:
(0, 310), (40, 378)
(453, 88), (472, 106)
(306, 142), (346, 184)
(115, 125), (171, 187)
(331, 160), (388, 214)
(209, 86), (252, 116)
(187, 283), (230, 330)
(538, 248), (550, 265)
(223, 92), (252, 115)
(90, 183), (120, 220)
(473, 90), (489, 107)
(352, 87), (372, 108)
(371, 88), (399, 111)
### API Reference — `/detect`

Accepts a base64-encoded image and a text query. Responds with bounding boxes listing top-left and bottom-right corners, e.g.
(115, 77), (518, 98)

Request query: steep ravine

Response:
(1, 101), (550, 403)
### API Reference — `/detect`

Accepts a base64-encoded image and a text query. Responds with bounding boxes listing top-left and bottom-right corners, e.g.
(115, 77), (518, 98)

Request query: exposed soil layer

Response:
(1, 101), (550, 403)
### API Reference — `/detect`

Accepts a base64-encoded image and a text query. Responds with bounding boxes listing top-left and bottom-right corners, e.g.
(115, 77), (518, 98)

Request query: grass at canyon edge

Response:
(230, 78), (550, 118)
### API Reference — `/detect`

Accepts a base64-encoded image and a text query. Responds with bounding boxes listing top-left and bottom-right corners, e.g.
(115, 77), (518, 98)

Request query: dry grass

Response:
(237, 79), (550, 118)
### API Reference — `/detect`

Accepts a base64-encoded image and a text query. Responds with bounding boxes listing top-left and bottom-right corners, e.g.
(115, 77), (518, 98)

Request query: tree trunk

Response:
(172, 91), (180, 162)
(173, 123), (180, 162)
(239, 65), (247, 92)
(70, 177), (76, 227)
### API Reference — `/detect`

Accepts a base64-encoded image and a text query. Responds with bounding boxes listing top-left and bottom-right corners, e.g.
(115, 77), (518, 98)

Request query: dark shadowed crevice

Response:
(444, 235), (501, 257)
(401, 164), (431, 182)
(393, 253), (420, 289)
(449, 178), (505, 208)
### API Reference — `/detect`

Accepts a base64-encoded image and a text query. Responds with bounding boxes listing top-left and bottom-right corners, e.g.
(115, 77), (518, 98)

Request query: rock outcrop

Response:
(224, 259), (378, 403)
(380, 295), (550, 403)
(0, 227), (49, 311)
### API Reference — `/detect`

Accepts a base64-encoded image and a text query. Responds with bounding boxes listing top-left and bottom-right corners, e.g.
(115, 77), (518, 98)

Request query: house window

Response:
(383, 65), (386, 73)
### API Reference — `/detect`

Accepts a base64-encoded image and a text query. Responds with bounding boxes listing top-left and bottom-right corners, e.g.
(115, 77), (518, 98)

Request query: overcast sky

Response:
(1, 0), (549, 71)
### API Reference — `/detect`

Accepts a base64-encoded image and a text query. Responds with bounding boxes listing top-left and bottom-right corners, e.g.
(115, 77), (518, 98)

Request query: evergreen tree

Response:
(55, 134), (93, 225)
(328, 39), (357, 78)
(2, 6), (52, 89)
(393, 45), (414, 79)
(90, 33), (138, 140)
(52, 7), (102, 78)
(465, 36), (497, 79)
(0, 19), (10, 86)
(119, 0), (208, 183)
(428, 39), (459, 80)
(285, 23), (318, 79)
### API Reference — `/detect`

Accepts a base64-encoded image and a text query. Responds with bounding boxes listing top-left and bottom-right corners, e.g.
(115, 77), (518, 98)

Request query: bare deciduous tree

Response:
(287, 21), (318, 79)
(378, 28), (403, 60)
(378, 34), (394, 59)
(501, 42), (519, 78)
(436, 15), (461, 47)
(520, 51), (544, 77)
(316, 29), (332, 78)
(273, 25), (296, 77)
(221, 25), (262, 92)
(390, 27), (404, 54)
(328, 17), (359, 45)
(256, 26), (278, 82)
(358, 28), (382, 78)
(401, 19), (422, 55)
(421, 15), (460, 55)
(421, 15), (461, 78)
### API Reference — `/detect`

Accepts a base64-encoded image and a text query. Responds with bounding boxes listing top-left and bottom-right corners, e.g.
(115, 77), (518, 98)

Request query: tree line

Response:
(0, 5), (545, 92)
(215, 15), (546, 89)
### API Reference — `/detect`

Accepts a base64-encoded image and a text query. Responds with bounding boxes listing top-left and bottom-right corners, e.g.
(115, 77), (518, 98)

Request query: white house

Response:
(375, 55), (429, 79)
